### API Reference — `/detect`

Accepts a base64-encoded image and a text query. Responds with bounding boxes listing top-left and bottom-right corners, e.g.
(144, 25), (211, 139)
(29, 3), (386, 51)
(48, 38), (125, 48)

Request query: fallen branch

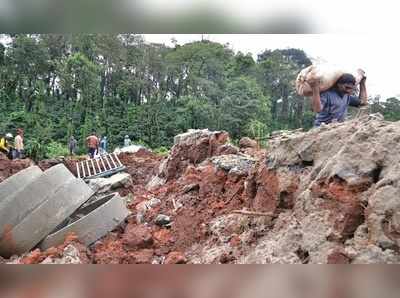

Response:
(231, 210), (274, 217)
(171, 198), (178, 211)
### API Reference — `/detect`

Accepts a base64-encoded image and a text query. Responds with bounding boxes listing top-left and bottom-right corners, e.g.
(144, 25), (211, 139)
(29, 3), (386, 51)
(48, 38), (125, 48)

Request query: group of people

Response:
(68, 133), (108, 159)
(1, 72), (367, 162)
(0, 128), (25, 160)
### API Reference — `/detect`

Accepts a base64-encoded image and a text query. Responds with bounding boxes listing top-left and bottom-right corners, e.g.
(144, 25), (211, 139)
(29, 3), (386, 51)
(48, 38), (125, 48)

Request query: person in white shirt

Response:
(14, 128), (24, 159)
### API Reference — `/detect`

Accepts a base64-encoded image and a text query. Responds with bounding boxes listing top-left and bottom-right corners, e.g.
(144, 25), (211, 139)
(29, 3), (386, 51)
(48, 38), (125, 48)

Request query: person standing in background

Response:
(14, 128), (24, 159)
(99, 136), (108, 155)
(124, 135), (131, 147)
(86, 132), (99, 159)
(68, 135), (78, 156)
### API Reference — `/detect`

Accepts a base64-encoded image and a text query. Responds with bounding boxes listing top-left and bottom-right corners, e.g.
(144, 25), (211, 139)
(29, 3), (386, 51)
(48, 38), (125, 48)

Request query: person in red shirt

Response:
(86, 132), (99, 159)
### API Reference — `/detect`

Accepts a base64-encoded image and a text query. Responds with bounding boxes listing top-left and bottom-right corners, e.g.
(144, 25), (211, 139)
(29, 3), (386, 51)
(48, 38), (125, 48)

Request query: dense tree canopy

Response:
(0, 34), (397, 160)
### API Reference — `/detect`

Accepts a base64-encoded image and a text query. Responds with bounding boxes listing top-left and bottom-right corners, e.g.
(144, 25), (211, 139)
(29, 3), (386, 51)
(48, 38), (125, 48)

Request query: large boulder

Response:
(147, 129), (230, 189)
(88, 172), (132, 194)
(234, 114), (400, 263)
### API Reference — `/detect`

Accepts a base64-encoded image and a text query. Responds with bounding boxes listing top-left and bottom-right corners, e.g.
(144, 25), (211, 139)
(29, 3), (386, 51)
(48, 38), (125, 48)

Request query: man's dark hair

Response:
(336, 73), (356, 85)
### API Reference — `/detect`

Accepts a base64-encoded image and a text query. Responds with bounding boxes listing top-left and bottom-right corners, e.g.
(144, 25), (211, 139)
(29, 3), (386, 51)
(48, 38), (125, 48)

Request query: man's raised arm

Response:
(309, 78), (322, 113)
(358, 69), (368, 106)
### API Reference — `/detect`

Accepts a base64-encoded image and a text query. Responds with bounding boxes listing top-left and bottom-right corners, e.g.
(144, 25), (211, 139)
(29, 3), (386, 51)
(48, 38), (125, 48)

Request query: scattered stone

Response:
(155, 214), (172, 227)
(351, 245), (400, 264)
(122, 224), (154, 250)
(210, 154), (256, 175)
(165, 251), (187, 264)
(182, 183), (200, 194)
(146, 175), (166, 190)
(88, 172), (132, 194)
(219, 252), (235, 264)
(327, 248), (351, 264)
(127, 249), (154, 264)
(114, 145), (149, 154)
(239, 137), (258, 149)
(216, 144), (240, 155)
(41, 244), (82, 264)
(135, 197), (162, 224)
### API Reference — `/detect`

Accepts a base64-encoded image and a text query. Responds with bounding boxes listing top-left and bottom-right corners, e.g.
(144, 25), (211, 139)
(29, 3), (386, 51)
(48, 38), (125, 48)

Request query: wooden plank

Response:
(100, 155), (107, 171)
(86, 160), (91, 177)
(108, 153), (117, 168)
(104, 154), (112, 170)
(81, 161), (86, 178)
(95, 158), (101, 174)
(113, 153), (123, 167)
(90, 159), (97, 175)
(76, 163), (81, 179)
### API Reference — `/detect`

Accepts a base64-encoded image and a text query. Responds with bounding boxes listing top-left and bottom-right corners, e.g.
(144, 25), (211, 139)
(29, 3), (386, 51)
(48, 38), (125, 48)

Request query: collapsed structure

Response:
(1, 114), (400, 264)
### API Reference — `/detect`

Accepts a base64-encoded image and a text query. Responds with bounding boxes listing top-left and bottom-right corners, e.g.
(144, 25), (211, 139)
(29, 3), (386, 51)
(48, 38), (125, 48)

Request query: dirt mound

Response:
(5, 117), (400, 263)
(147, 129), (231, 189)
(87, 120), (400, 263)
(0, 153), (32, 183)
(7, 233), (90, 264)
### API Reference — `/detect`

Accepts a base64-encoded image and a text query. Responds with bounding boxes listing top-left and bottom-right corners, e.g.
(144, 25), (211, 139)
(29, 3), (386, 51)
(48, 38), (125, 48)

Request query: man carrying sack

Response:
(308, 70), (368, 126)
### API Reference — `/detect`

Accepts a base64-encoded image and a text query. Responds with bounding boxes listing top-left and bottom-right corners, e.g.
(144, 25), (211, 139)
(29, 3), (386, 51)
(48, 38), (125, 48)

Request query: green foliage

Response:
(382, 97), (400, 121)
(2, 34), (394, 162)
(46, 141), (70, 158)
(220, 76), (270, 139)
(25, 138), (46, 162)
(245, 119), (269, 147)
(153, 146), (170, 156)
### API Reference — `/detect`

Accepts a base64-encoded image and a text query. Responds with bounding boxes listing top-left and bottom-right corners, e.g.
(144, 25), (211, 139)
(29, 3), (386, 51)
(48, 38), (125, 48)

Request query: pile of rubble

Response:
(2, 114), (400, 264)
(0, 153), (32, 183)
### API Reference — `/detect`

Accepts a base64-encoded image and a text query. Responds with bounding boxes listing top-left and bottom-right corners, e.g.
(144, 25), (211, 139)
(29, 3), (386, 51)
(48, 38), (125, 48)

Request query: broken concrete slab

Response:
(0, 164), (75, 234)
(0, 166), (43, 203)
(88, 172), (132, 194)
(0, 178), (94, 257)
(40, 193), (131, 250)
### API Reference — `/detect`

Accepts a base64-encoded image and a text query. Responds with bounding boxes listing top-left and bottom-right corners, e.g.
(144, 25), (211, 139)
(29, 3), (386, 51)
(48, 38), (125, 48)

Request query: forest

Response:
(0, 34), (398, 159)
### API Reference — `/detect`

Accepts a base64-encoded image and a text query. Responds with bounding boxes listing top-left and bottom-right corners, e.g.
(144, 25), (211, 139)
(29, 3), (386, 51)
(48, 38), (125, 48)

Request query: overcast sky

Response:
(144, 34), (399, 100)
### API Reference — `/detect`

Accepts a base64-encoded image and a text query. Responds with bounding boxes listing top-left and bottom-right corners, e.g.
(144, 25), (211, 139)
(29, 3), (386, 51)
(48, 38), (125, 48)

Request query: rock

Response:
(135, 197), (162, 224)
(155, 214), (172, 227)
(219, 252), (235, 264)
(114, 145), (149, 154)
(165, 251), (187, 264)
(351, 245), (400, 264)
(216, 144), (239, 155)
(239, 137), (258, 149)
(146, 175), (166, 191)
(89, 172), (132, 193)
(122, 224), (154, 250)
(40, 244), (82, 264)
(182, 183), (200, 194)
(127, 249), (154, 264)
(210, 154), (256, 176)
(326, 248), (350, 264)
(148, 129), (230, 185)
